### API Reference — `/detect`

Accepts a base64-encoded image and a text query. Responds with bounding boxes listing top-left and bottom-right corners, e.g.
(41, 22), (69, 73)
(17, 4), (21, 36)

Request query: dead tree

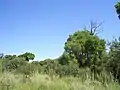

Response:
(84, 20), (104, 36)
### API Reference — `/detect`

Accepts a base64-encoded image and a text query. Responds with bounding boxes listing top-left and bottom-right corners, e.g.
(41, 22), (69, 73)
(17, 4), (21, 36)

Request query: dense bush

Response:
(105, 38), (120, 82)
(2, 57), (27, 72)
(16, 63), (37, 76)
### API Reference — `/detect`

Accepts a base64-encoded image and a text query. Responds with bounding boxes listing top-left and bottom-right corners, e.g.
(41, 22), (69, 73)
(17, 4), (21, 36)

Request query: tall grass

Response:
(0, 72), (120, 90)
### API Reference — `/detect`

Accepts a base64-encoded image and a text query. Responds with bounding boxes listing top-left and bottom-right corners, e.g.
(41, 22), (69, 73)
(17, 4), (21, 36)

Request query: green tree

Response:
(64, 26), (106, 69)
(18, 52), (35, 61)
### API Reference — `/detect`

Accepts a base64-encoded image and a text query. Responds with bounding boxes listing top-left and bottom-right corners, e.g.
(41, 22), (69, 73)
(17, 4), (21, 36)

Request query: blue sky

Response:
(0, 0), (120, 60)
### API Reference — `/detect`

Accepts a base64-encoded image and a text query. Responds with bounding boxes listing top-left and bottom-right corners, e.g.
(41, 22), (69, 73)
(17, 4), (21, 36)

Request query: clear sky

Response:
(0, 0), (120, 61)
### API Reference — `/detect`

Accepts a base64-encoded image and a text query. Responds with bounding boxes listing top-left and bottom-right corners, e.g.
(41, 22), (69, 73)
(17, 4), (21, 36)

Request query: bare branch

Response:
(89, 20), (104, 35)
(95, 27), (104, 35)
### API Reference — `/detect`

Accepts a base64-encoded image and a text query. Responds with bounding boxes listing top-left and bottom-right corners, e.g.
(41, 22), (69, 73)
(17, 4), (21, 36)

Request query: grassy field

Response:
(0, 72), (120, 90)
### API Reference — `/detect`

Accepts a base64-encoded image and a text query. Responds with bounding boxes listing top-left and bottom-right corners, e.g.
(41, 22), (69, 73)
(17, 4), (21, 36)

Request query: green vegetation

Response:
(0, 2), (119, 90)
(115, 2), (120, 18)
(115, 2), (120, 14)
(0, 72), (120, 90)
(0, 22), (120, 89)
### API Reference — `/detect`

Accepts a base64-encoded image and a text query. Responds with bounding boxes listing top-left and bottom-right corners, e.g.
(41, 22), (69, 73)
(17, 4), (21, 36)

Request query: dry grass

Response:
(0, 72), (120, 90)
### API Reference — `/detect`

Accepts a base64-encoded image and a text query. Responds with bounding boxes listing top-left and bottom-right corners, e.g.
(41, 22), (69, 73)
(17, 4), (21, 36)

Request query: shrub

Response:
(16, 63), (37, 76)
(2, 57), (26, 72)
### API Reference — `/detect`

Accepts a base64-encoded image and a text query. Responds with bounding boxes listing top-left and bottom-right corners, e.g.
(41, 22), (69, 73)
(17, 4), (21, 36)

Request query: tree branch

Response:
(89, 20), (104, 35)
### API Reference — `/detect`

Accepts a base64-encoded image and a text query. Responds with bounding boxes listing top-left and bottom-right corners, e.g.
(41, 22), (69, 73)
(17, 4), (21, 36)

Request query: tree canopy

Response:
(18, 52), (35, 61)
(64, 30), (106, 68)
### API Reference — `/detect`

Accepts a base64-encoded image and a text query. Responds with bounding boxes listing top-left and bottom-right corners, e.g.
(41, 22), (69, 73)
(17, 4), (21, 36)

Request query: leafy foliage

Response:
(18, 52), (35, 61)
(2, 57), (27, 72)
(4, 55), (17, 60)
(64, 30), (106, 69)
(57, 51), (77, 65)
(115, 2), (120, 19)
(16, 63), (36, 75)
(115, 2), (120, 15)
(106, 37), (120, 82)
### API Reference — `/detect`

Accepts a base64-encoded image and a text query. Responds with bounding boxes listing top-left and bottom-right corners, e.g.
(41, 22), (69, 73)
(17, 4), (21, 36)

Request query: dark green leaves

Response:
(18, 52), (35, 61)
(115, 2), (120, 15)
(114, 2), (120, 19)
